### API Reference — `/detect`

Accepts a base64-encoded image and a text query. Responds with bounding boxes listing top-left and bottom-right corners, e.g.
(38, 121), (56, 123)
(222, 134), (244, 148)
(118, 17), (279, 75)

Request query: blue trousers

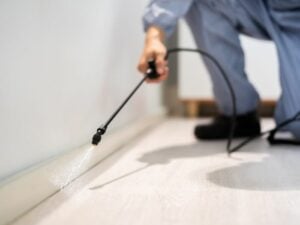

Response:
(185, 0), (300, 139)
(143, 0), (300, 138)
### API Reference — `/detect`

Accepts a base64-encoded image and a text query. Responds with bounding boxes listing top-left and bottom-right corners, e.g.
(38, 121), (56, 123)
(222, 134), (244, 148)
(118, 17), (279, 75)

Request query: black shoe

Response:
(194, 111), (261, 140)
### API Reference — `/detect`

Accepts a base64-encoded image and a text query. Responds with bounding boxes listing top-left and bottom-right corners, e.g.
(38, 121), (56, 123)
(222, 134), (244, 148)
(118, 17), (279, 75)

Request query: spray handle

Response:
(146, 60), (159, 80)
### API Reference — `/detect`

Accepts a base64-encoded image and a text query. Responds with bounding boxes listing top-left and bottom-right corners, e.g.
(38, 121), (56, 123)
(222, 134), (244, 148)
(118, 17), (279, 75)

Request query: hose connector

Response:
(92, 126), (106, 146)
(146, 60), (159, 80)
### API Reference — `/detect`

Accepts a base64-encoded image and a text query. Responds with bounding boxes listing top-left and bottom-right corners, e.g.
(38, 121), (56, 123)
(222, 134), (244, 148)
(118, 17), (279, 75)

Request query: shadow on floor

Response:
(138, 141), (226, 165)
(207, 146), (300, 191)
(138, 140), (300, 191)
(90, 141), (225, 190)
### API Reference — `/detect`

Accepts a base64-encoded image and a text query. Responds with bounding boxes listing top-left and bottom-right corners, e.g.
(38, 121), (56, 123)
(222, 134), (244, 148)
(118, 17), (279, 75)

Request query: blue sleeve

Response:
(143, 0), (194, 38)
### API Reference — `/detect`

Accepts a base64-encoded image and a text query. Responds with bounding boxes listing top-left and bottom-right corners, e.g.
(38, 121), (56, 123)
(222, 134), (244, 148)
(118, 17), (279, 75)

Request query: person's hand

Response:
(137, 26), (169, 83)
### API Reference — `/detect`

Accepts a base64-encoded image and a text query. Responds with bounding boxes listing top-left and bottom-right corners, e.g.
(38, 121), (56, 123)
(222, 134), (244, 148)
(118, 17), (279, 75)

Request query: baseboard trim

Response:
(0, 114), (165, 225)
(181, 99), (276, 117)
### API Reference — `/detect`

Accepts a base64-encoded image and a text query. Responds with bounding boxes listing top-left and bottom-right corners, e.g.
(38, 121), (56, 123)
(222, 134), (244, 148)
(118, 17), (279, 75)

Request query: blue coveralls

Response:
(143, 0), (300, 139)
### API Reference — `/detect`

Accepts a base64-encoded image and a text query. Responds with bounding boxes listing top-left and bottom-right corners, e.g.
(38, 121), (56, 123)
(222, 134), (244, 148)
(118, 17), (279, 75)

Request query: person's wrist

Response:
(146, 26), (165, 43)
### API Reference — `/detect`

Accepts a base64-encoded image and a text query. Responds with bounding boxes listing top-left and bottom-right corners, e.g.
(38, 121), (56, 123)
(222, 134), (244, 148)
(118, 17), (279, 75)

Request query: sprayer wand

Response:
(92, 60), (159, 146)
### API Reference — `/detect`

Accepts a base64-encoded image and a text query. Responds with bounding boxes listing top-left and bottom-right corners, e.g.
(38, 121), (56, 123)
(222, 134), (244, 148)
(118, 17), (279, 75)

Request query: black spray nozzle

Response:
(146, 60), (159, 80)
(92, 126), (106, 146)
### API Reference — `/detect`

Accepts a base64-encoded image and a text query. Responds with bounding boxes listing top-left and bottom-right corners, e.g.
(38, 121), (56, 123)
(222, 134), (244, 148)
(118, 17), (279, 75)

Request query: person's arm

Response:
(138, 0), (194, 83)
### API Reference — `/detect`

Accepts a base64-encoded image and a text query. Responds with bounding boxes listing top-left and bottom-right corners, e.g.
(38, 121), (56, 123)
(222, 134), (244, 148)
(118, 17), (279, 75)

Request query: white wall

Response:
(178, 21), (280, 100)
(0, 0), (162, 181)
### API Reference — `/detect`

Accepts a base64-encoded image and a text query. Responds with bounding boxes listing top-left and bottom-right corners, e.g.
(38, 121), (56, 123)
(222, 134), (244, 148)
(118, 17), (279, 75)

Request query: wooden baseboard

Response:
(182, 99), (276, 118)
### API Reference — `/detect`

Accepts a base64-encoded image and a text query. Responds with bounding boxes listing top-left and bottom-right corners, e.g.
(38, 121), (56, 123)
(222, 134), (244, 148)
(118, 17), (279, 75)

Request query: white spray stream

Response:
(50, 145), (95, 193)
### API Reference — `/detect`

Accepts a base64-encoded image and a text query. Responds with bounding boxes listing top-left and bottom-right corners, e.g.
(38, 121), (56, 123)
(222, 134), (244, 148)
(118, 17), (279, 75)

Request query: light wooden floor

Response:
(12, 119), (300, 225)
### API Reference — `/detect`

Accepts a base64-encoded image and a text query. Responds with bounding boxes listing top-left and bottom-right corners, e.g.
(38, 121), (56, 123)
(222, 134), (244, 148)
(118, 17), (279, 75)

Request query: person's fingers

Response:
(137, 50), (154, 73)
(157, 67), (169, 81)
(155, 58), (168, 81)
(162, 66), (169, 77)
(137, 57), (148, 73)
(155, 52), (166, 75)
(146, 65), (169, 83)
